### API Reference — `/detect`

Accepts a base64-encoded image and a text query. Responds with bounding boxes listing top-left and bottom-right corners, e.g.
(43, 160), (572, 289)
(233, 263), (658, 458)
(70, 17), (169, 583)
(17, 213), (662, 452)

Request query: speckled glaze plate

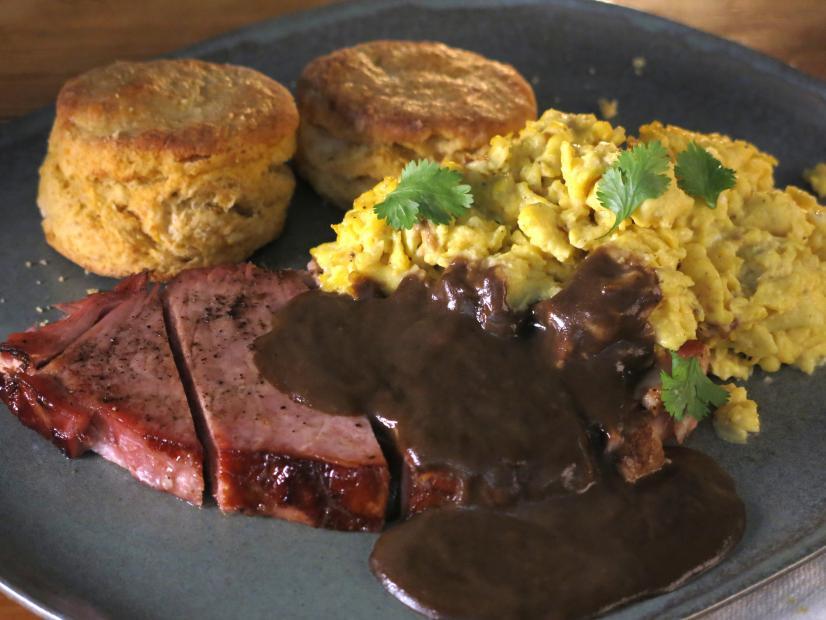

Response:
(1, 1), (825, 618)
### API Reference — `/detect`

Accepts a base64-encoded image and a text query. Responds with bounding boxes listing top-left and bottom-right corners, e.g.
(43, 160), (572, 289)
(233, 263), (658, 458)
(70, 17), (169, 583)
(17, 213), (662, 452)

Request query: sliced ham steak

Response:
(163, 264), (389, 532)
(0, 258), (704, 528)
(0, 280), (204, 505)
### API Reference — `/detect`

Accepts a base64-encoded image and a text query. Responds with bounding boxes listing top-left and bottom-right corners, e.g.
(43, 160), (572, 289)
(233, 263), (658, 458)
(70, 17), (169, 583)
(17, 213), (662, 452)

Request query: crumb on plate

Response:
(598, 98), (618, 120)
(804, 162), (826, 199)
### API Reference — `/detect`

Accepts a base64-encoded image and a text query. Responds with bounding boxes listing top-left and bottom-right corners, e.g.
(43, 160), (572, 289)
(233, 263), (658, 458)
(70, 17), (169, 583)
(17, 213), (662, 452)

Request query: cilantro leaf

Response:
(675, 141), (736, 209)
(375, 194), (419, 230)
(660, 351), (729, 422)
(373, 160), (474, 230)
(596, 141), (671, 234)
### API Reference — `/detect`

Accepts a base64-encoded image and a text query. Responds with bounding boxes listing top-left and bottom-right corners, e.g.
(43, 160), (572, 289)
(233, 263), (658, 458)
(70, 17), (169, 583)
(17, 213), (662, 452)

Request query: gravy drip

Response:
(254, 247), (746, 619)
(371, 447), (744, 620)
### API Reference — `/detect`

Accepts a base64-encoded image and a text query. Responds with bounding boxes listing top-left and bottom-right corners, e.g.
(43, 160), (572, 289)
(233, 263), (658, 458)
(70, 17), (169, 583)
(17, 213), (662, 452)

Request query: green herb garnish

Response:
(373, 160), (474, 230)
(660, 351), (729, 422)
(596, 141), (671, 234)
(675, 141), (736, 209)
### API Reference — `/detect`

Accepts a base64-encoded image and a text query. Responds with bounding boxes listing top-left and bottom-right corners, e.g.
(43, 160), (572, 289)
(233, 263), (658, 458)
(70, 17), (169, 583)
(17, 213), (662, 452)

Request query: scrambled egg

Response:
(714, 385), (760, 444)
(311, 109), (826, 442)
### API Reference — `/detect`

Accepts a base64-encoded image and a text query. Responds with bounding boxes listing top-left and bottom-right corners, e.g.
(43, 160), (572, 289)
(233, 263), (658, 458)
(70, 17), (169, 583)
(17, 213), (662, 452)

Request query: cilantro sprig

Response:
(596, 141), (671, 234)
(373, 160), (474, 230)
(675, 141), (736, 209)
(660, 351), (729, 422)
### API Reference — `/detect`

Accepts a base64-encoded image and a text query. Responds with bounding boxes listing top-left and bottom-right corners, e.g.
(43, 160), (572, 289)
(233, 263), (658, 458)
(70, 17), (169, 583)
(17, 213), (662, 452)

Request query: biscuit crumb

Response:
(39, 319), (50, 327)
(0, 298), (5, 304)
(35, 280), (42, 285)
(598, 98), (618, 120)
(530, 75), (540, 86)
(587, 66), (596, 76)
(86, 288), (100, 295)
(24, 260), (32, 268)
(35, 306), (44, 313)
(58, 275), (65, 283)
(763, 376), (774, 384)
(632, 56), (647, 76)
(804, 162), (826, 199)
(38, 258), (49, 266)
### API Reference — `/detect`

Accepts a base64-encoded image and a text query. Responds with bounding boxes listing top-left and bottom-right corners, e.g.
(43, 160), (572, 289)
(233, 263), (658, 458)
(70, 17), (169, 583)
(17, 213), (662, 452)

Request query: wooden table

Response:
(0, 0), (823, 617)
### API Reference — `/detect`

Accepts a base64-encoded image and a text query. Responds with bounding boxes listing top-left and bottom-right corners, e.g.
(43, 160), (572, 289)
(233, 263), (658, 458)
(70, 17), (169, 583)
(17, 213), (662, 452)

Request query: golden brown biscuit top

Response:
(297, 40), (537, 147)
(56, 59), (298, 161)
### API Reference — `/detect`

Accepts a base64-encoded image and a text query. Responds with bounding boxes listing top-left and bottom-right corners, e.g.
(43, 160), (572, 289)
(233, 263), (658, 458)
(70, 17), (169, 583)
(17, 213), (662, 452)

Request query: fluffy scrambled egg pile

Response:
(311, 109), (826, 442)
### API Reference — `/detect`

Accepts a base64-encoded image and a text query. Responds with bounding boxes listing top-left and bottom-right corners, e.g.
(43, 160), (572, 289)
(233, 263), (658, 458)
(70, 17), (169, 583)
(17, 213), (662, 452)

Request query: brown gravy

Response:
(256, 268), (596, 504)
(254, 247), (745, 619)
(371, 447), (744, 620)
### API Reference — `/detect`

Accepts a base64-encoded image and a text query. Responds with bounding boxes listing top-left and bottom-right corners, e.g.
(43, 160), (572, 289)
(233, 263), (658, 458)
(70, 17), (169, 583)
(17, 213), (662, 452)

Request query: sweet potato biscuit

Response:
(296, 40), (537, 208)
(38, 59), (299, 279)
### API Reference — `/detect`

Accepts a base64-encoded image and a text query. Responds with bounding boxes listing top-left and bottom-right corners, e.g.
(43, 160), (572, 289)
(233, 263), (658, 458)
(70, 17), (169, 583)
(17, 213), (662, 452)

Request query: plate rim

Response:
(0, 581), (61, 620)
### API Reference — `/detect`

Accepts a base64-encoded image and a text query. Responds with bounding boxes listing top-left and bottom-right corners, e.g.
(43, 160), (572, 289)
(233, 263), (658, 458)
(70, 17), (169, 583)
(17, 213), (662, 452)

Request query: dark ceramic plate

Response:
(1, 1), (825, 618)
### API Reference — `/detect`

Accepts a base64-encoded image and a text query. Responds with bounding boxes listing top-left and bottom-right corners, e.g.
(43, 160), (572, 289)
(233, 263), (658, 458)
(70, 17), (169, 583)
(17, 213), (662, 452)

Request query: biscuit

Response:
(296, 40), (537, 209)
(38, 59), (299, 279)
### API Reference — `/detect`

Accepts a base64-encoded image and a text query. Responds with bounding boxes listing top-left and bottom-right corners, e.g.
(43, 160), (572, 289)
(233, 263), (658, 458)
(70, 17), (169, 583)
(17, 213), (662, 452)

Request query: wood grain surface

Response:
(1, 0), (824, 617)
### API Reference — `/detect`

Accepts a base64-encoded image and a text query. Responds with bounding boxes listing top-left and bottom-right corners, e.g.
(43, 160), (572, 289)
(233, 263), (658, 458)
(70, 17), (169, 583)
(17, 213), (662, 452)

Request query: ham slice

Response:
(163, 264), (389, 531)
(0, 281), (204, 505)
(1, 274), (147, 373)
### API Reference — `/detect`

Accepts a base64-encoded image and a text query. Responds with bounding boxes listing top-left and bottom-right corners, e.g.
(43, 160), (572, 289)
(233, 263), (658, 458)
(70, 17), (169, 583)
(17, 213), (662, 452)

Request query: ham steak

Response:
(0, 257), (695, 528)
(163, 264), (389, 532)
(0, 279), (204, 505)
(1, 264), (389, 528)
